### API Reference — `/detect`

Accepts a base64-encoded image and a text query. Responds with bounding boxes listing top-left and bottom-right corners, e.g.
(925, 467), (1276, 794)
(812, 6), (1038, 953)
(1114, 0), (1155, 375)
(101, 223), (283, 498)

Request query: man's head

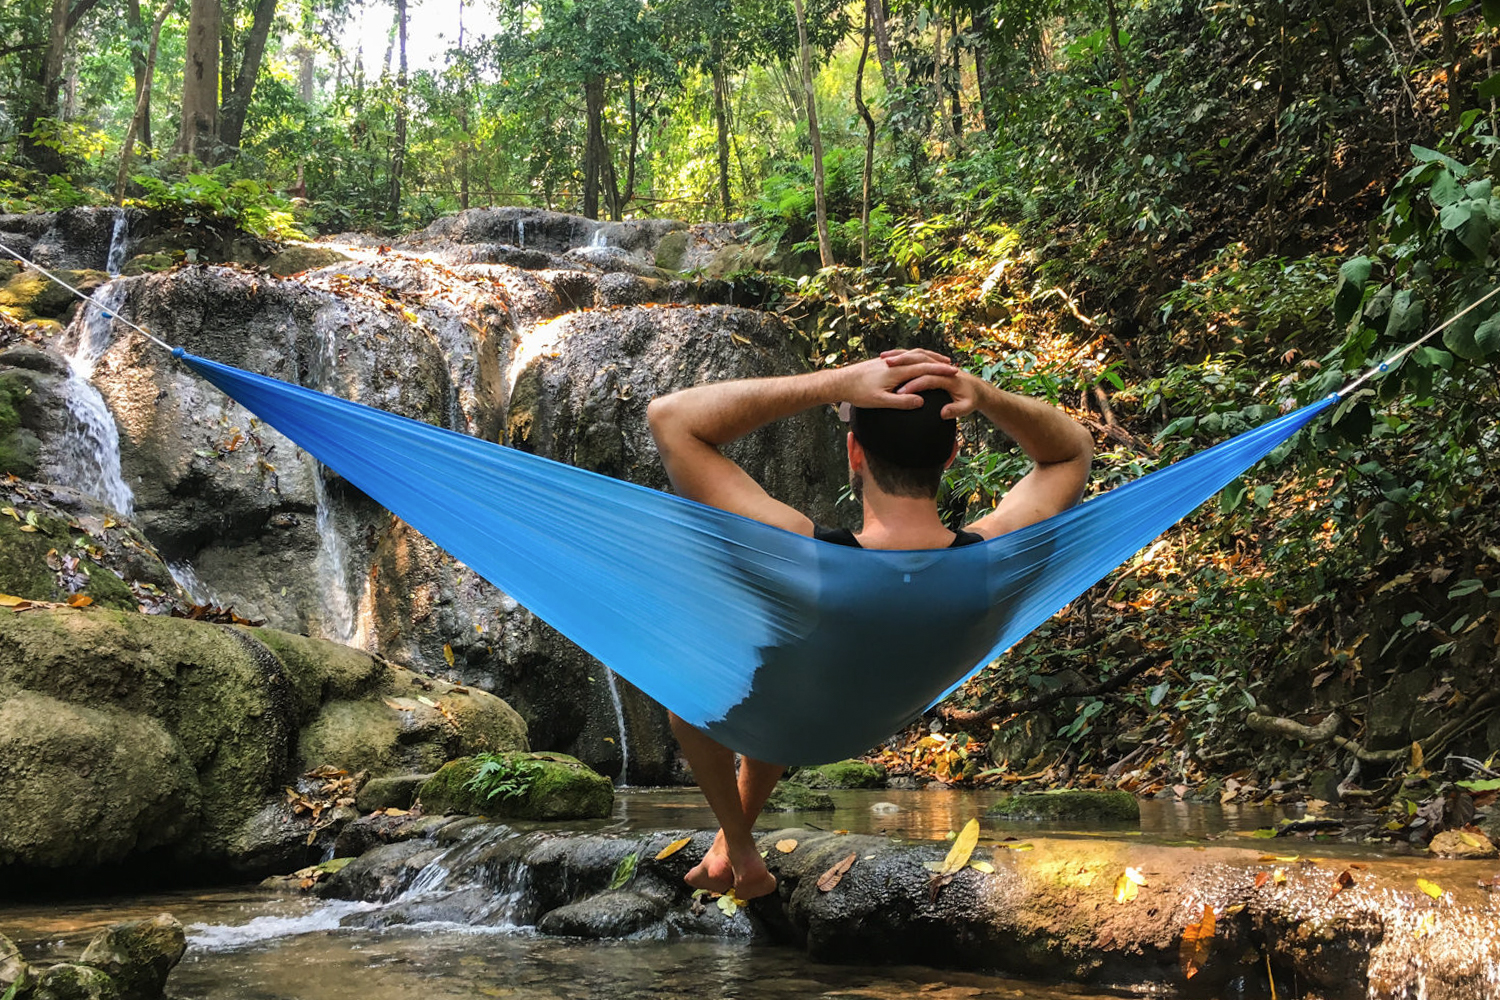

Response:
(846, 388), (958, 499)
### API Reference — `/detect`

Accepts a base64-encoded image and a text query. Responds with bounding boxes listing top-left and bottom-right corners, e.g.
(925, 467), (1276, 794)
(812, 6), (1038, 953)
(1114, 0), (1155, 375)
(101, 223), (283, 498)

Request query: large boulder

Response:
(415, 752), (613, 820)
(0, 605), (525, 880)
(76, 916), (185, 1000)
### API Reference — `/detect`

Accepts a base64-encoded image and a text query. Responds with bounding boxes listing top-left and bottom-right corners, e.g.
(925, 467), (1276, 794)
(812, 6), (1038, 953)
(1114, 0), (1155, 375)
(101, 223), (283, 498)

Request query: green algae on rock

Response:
(416, 753), (613, 820)
(789, 759), (885, 789)
(763, 781), (835, 812)
(986, 789), (1141, 824)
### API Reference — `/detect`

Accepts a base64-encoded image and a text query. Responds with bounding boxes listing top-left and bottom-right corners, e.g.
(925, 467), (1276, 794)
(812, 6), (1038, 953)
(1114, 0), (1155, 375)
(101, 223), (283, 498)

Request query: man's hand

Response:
(839, 351), (958, 410)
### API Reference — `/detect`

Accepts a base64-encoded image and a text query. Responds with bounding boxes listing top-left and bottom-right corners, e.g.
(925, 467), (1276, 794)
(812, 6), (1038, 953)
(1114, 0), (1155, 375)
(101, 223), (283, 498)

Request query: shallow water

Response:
(0, 790), (1429, 1000)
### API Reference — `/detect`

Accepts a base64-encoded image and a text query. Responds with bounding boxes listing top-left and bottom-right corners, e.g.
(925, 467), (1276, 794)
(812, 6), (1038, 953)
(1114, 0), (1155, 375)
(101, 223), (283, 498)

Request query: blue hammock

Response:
(174, 348), (1334, 764)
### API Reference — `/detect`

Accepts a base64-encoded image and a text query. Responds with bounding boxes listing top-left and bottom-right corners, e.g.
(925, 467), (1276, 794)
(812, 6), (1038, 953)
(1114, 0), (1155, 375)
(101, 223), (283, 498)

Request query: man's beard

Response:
(849, 469), (864, 504)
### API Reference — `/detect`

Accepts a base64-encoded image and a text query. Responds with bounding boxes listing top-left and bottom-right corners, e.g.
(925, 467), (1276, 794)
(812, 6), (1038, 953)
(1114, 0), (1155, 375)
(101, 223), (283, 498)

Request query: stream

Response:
(2, 789), (1442, 1000)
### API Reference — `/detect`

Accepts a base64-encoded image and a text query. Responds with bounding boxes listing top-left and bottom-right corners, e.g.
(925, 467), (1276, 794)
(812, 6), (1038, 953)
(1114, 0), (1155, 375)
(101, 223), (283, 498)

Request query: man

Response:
(646, 347), (1093, 901)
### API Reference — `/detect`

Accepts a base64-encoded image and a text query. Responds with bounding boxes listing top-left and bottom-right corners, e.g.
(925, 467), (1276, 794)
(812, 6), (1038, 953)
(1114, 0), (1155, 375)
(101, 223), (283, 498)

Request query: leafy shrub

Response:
(131, 165), (307, 240)
(462, 752), (543, 803)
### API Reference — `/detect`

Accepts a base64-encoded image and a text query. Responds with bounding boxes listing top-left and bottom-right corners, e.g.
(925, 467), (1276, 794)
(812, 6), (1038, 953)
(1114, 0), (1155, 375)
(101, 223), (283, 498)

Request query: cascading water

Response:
(604, 668), (630, 786)
(56, 282), (136, 515)
(517, 218), (526, 248)
(308, 313), (358, 644)
(105, 210), (129, 276)
(168, 561), (222, 606)
(591, 226), (607, 248)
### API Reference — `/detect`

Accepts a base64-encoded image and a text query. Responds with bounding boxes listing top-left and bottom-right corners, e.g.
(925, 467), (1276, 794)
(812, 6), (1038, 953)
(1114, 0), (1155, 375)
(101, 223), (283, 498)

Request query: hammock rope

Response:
(2, 237), (1491, 762)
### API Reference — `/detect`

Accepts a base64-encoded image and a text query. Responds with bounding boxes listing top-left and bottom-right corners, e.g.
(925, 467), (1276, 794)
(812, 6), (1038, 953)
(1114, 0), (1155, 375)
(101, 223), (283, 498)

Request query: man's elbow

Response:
(646, 394), (674, 442)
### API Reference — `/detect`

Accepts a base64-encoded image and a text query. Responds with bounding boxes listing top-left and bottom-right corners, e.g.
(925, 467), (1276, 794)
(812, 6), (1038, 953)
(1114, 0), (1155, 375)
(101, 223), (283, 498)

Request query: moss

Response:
(986, 790), (1140, 824)
(763, 781), (836, 812)
(262, 246), (350, 276)
(0, 371), (40, 479)
(119, 252), (182, 276)
(790, 759), (885, 789)
(250, 627), (383, 716)
(653, 230), (690, 272)
(417, 753), (612, 820)
(0, 269), (108, 323)
(32, 963), (120, 1000)
(0, 515), (134, 610)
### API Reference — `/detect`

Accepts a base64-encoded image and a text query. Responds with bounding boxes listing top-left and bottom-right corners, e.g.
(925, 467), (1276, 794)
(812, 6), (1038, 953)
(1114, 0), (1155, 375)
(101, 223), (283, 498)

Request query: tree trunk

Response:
(387, 0), (408, 224)
(793, 0), (833, 267)
(216, 0), (278, 159)
(1442, 14), (1462, 132)
(933, 13), (945, 139)
(1104, 0), (1138, 133)
(712, 56), (732, 221)
(973, 17), (995, 133)
(855, 0), (876, 267)
(582, 74), (605, 220)
(868, 0), (894, 90)
(458, 0), (470, 209)
(116, 0), (176, 202)
(623, 78), (639, 209)
(949, 12), (962, 140)
(175, 0), (221, 160)
(126, 0), (154, 150)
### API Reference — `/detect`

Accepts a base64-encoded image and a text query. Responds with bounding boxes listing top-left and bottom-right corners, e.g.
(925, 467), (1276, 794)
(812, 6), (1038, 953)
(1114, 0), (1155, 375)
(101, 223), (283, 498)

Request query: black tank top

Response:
(813, 524), (984, 548)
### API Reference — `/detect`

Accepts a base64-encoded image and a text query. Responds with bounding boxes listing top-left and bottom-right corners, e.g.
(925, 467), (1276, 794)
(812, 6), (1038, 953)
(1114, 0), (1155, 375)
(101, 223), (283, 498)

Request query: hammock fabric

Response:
(176, 348), (1334, 765)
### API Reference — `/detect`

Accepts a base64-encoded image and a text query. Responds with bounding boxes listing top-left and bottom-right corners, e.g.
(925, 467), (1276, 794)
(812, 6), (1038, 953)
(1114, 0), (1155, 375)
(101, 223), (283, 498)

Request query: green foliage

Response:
(462, 752), (544, 803)
(607, 851), (639, 889)
(131, 167), (306, 240)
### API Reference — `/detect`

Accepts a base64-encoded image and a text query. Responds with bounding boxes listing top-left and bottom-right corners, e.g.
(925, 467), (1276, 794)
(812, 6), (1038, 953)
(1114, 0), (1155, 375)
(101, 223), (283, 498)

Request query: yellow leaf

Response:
(66, 594), (93, 607)
(1114, 869), (1145, 903)
(1414, 911), (1437, 939)
(602, 737), (615, 744)
(0, 594), (25, 606)
(654, 836), (692, 860)
(1180, 904), (1216, 979)
(967, 859), (995, 874)
(938, 818), (980, 876)
(1416, 878), (1443, 899)
(1460, 831), (1487, 849)
(443, 643), (455, 667)
(381, 808), (408, 817)
(995, 842), (1033, 851)
(1273, 868), (1287, 885)
(775, 839), (798, 853)
(18, 524), (36, 532)
(416, 695), (438, 708)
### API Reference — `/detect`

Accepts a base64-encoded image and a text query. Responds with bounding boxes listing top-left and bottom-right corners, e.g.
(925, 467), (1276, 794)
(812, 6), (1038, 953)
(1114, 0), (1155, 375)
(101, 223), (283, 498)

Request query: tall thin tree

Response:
(793, 0), (833, 267)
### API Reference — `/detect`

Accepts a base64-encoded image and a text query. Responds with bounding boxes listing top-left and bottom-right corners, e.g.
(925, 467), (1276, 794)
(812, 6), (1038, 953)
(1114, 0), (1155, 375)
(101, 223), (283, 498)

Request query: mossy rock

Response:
(119, 252), (182, 276)
(77, 914), (185, 1000)
(0, 368), (43, 479)
(416, 753), (613, 820)
(355, 773), (431, 813)
(789, 759), (885, 789)
(0, 513), (135, 610)
(0, 269), (108, 323)
(763, 780), (835, 812)
(32, 963), (120, 1000)
(262, 246), (350, 276)
(986, 790), (1141, 824)
(653, 230), (690, 272)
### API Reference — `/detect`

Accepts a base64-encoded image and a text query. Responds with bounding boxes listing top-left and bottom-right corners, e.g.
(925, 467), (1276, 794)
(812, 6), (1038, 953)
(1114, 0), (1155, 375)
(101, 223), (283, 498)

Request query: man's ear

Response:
(847, 431), (865, 471)
(943, 439), (959, 469)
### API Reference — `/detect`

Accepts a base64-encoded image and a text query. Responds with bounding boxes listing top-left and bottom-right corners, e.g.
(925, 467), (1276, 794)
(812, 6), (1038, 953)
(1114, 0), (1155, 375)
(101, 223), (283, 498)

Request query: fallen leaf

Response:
(1254, 872), (1271, 889)
(416, 695), (438, 708)
(776, 839), (798, 853)
(1115, 867), (1147, 903)
(1274, 868), (1287, 885)
(937, 818), (980, 876)
(443, 643), (455, 667)
(817, 852), (857, 892)
(654, 836), (692, 861)
(380, 808), (408, 817)
(1179, 904), (1216, 979)
(967, 859), (995, 874)
(1329, 869), (1355, 900)
(1416, 878), (1443, 899)
(0, 594), (26, 606)
(1414, 911), (1437, 939)
(716, 892), (740, 916)
(65, 593), (94, 607)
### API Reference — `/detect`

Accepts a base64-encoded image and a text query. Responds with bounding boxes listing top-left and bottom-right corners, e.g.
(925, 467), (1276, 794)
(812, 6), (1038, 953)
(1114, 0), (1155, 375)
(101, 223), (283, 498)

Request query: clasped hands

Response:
(836, 349), (978, 420)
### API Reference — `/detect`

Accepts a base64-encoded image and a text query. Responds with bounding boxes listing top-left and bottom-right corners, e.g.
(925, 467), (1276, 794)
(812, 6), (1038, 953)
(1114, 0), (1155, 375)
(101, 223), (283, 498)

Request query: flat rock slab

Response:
(319, 818), (1500, 999)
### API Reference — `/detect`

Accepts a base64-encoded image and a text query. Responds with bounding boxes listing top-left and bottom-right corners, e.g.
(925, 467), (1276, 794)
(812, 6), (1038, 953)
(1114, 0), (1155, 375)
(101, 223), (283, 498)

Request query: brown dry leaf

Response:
(1254, 872), (1271, 890)
(1329, 869), (1355, 900)
(1179, 904), (1216, 980)
(1411, 742), (1425, 771)
(775, 839), (799, 853)
(66, 591), (93, 607)
(381, 808), (409, 817)
(1416, 878), (1443, 899)
(817, 852), (857, 892)
(654, 836), (692, 860)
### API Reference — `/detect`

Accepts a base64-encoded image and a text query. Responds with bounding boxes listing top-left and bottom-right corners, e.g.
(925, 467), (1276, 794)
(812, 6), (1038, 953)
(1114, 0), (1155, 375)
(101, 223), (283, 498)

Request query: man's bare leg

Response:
(669, 713), (781, 900)
(687, 758), (783, 893)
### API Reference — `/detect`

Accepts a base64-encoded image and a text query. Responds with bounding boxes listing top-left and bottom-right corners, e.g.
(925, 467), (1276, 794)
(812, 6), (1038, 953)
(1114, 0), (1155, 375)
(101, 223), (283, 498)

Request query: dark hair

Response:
(850, 388), (956, 499)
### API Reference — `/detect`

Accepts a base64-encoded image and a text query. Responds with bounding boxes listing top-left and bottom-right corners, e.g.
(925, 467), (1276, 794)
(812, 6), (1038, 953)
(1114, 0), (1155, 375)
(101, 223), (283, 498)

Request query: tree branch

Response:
(944, 653), (1165, 729)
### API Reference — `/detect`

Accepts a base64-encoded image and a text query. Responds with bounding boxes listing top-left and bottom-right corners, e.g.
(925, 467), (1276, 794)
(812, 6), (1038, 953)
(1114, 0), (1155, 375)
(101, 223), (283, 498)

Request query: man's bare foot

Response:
(728, 853), (778, 901)
(685, 848), (734, 894)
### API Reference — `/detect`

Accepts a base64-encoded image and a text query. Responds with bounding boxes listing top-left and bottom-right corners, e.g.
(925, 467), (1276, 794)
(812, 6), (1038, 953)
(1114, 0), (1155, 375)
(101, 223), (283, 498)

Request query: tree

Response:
(176, 0), (221, 158)
(388, 0), (408, 222)
(792, 0), (831, 266)
(116, 0), (178, 200)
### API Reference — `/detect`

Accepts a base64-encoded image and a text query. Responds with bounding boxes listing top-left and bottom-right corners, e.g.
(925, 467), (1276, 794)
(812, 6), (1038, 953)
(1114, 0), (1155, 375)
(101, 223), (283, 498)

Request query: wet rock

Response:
(77, 915), (185, 1000)
(416, 753), (613, 820)
(986, 712), (1054, 767)
(355, 773), (431, 813)
(315, 838), (445, 902)
(1, 931), (35, 994)
(986, 789), (1140, 824)
(0, 605), (526, 880)
(118, 253), (181, 277)
(535, 890), (667, 938)
(333, 813), (449, 858)
(1429, 828), (1498, 859)
(31, 963), (120, 1000)
(790, 760), (885, 790)
(262, 246), (350, 276)
(0, 269), (109, 324)
(763, 781), (835, 812)
(18, 208), (127, 272)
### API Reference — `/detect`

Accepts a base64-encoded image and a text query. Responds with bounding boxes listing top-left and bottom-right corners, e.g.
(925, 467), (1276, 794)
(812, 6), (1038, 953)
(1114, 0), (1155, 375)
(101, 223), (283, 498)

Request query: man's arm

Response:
(647, 354), (958, 532)
(895, 360), (1094, 539)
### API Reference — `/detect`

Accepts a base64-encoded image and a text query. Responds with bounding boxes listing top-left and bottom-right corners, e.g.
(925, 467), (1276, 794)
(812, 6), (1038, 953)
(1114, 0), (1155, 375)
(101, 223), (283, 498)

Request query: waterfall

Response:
(167, 561), (222, 606)
(56, 282), (135, 515)
(603, 668), (630, 786)
(105, 210), (129, 275)
(308, 314), (358, 644)
(590, 226), (607, 248)
(517, 218), (525, 248)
